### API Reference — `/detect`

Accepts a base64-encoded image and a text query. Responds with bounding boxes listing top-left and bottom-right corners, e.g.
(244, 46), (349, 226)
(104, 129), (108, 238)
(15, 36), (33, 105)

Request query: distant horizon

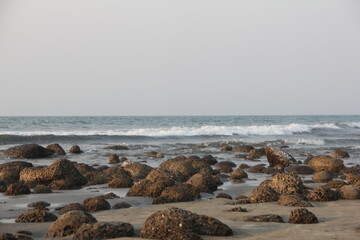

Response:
(0, 114), (360, 117)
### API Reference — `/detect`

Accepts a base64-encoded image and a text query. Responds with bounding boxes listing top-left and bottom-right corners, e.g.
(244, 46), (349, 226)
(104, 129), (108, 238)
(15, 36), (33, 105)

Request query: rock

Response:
(57, 203), (86, 215)
(123, 162), (153, 180)
(104, 145), (129, 150)
(264, 166), (283, 175)
(285, 165), (315, 175)
(270, 172), (305, 195)
(19, 159), (87, 189)
(312, 171), (333, 183)
(113, 202), (132, 209)
(154, 184), (200, 204)
(201, 155), (217, 165)
(339, 185), (360, 199)
(73, 162), (97, 174)
(46, 210), (97, 238)
(27, 201), (50, 209)
(187, 173), (219, 193)
(229, 168), (248, 180)
(232, 145), (254, 152)
(243, 214), (284, 223)
(108, 176), (133, 188)
(15, 209), (57, 223)
(216, 193), (232, 200)
(345, 173), (360, 185)
(227, 207), (247, 212)
(46, 144), (66, 155)
(289, 208), (319, 224)
(247, 164), (267, 173)
(215, 161), (236, 173)
(307, 186), (340, 201)
(278, 195), (313, 207)
(3, 144), (54, 159)
(332, 150), (350, 159)
(239, 164), (250, 169)
(265, 146), (297, 167)
(108, 154), (120, 164)
(0, 180), (8, 192)
(146, 151), (164, 158)
(99, 192), (120, 199)
(308, 155), (345, 173)
(0, 161), (33, 183)
(303, 154), (314, 165)
(248, 186), (280, 203)
(5, 182), (31, 196)
(157, 157), (197, 182)
(127, 176), (174, 198)
(69, 145), (83, 154)
(326, 180), (347, 189)
(83, 197), (111, 212)
(220, 145), (233, 151)
(32, 184), (53, 194)
(247, 148), (265, 160)
(73, 222), (134, 240)
(141, 207), (232, 239)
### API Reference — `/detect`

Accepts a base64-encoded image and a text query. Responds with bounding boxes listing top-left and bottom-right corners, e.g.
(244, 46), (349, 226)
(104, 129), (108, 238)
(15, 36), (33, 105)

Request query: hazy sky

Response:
(0, 0), (359, 116)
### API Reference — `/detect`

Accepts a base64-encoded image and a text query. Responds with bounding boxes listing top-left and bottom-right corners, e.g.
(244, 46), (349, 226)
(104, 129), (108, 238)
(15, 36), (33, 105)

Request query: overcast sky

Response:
(0, 0), (359, 116)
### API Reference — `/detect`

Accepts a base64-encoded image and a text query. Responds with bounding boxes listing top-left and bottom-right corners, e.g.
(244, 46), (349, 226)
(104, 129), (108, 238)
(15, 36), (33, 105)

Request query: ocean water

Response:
(0, 115), (360, 182)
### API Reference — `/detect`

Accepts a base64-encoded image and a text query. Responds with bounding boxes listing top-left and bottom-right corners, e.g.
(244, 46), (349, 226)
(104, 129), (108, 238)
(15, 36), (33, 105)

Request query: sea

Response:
(1, 115), (360, 186)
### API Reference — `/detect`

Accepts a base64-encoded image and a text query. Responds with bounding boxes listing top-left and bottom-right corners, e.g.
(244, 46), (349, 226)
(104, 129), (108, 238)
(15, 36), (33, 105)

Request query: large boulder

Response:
(308, 155), (345, 173)
(83, 197), (111, 212)
(248, 185), (280, 203)
(158, 158), (198, 182)
(46, 144), (66, 155)
(289, 208), (318, 224)
(307, 186), (340, 201)
(270, 172), (305, 196)
(141, 207), (232, 239)
(15, 209), (57, 223)
(265, 146), (297, 167)
(153, 184), (200, 204)
(73, 222), (134, 240)
(3, 144), (54, 159)
(46, 210), (97, 238)
(5, 182), (31, 196)
(19, 159), (87, 189)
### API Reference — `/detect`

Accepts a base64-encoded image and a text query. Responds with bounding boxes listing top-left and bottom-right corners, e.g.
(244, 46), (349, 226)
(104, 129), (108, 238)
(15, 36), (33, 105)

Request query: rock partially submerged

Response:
(46, 143), (66, 155)
(265, 146), (297, 167)
(69, 145), (83, 154)
(3, 144), (54, 159)
(15, 209), (57, 223)
(141, 207), (232, 239)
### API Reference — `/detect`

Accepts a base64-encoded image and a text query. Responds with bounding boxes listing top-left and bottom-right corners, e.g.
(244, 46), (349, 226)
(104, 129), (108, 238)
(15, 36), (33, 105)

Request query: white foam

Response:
(0, 123), (341, 137)
(345, 122), (360, 128)
(285, 138), (326, 146)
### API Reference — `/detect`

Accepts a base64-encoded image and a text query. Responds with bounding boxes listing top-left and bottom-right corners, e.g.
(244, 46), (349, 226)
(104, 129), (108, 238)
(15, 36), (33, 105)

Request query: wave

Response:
(284, 138), (326, 146)
(0, 123), (341, 137)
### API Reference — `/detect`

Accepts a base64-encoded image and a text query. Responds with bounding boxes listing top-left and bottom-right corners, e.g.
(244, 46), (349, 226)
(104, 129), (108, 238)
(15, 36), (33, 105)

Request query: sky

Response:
(0, 0), (359, 116)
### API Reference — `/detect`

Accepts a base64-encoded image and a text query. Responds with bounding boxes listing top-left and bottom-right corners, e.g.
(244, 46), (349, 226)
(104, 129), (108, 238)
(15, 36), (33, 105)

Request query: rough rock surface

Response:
(326, 179), (347, 189)
(229, 168), (248, 180)
(153, 184), (200, 204)
(73, 222), (134, 240)
(123, 162), (153, 180)
(5, 182), (31, 196)
(69, 145), (83, 154)
(46, 143), (66, 155)
(28, 201), (50, 209)
(307, 186), (340, 201)
(289, 208), (319, 224)
(108, 154), (120, 164)
(0, 161), (33, 183)
(265, 146), (297, 167)
(270, 172), (305, 195)
(248, 186), (280, 203)
(46, 210), (97, 238)
(141, 207), (232, 239)
(201, 155), (217, 165)
(247, 148), (266, 160)
(215, 161), (236, 173)
(339, 185), (360, 200)
(15, 209), (57, 223)
(277, 195), (313, 207)
(186, 173), (219, 193)
(108, 177), (133, 188)
(83, 197), (111, 212)
(243, 214), (284, 223)
(308, 155), (345, 173)
(32, 184), (53, 194)
(3, 144), (54, 159)
(332, 150), (350, 159)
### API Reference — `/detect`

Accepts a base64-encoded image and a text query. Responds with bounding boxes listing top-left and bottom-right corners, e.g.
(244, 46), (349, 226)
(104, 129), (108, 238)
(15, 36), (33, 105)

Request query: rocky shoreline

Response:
(0, 143), (360, 239)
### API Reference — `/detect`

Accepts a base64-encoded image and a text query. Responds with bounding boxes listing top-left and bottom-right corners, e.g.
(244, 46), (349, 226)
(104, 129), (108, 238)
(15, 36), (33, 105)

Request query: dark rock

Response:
(3, 144), (54, 159)
(332, 150), (350, 159)
(278, 195), (313, 207)
(201, 155), (217, 165)
(46, 210), (97, 238)
(73, 162), (97, 174)
(312, 171), (333, 183)
(234, 199), (250, 204)
(27, 201), (50, 209)
(216, 193), (232, 200)
(46, 144), (66, 155)
(303, 154), (314, 165)
(19, 159), (87, 189)
(229, 168), (248, 180)
(123, 162), (153, 180)
(83, 197), (111, 212)
(104, 145), (129, 150)
(244, 214), (284, 223)
(15, 209), (57, 222)
(141, 207), (232, 239)
(345, 173), (360, 185)
(247, 148), (265, 160)
(108, 176), (133, 188)
(307, 186), (340, 201)
(187, 173), (219, 193)
(5, 182), (31, 196)
(108, 154), (120, 164)
(157, 157), (197, 182)
(247, 164), (267, 173)
(0, 161), (33, 183)
(215, 161), (236, 173)
(265, 146), (297, 167)
(308, 155), (345, 173)
(220, 145), (233, 151)
(69, 145), (83, 154)
(285, 165), (315, 175)
(289, 208), (318, 224)
(146, 151), (164, 158)
(248, 186), (280, 203)
(57, 203), (86, 215)
(100, 192), (120, 199)
(326, 179), (347, 189)
(264, 166), (283, 175)
(0, 233), (17, 240)
(227, 207), (247, 212)
(32, 184), (53, 194)
(232, 145), (254, 152)
(270, 172), (305, 195)
(154, 183), (200, 204)
(239, 164), (250, 169)
(73, 222), (134, 240)
(113, 202), (132, 209)
(339, 185), (360, 199)
(0, 180), (8, 192)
